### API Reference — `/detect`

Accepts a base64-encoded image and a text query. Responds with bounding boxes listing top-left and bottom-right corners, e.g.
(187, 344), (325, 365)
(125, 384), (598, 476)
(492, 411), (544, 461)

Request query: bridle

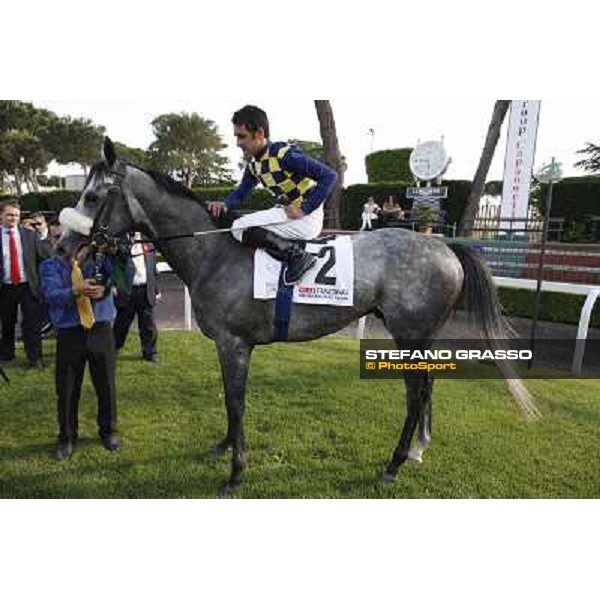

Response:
(89, 159), (135, 251)
(88, 159), (207, 252)
(82, 159), (138, 282)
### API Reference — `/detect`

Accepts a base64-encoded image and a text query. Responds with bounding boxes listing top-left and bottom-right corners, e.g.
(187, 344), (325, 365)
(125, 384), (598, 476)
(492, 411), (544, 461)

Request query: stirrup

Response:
(282, 255), (317, 286)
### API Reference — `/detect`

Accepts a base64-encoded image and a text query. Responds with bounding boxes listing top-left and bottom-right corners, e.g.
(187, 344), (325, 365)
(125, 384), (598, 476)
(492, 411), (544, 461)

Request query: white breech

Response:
(231, 204), (324, 242)
(360, 212), (377, 230)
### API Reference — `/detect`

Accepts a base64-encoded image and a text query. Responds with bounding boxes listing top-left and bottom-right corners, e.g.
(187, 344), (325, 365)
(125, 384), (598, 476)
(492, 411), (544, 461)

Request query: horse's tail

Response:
(448, 242), (540, 421)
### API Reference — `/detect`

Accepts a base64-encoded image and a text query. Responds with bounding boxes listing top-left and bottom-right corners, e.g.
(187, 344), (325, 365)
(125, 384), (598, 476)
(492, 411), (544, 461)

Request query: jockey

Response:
(208, 105), (338, 285)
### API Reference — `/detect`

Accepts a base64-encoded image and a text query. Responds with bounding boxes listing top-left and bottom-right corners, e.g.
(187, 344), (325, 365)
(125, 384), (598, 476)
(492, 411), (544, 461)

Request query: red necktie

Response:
(8, 229), (21, 285)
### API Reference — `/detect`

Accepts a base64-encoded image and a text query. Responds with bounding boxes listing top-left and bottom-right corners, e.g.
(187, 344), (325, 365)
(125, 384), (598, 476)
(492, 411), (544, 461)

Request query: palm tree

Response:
(575, 142), (600, 173)
(458, 100), (510, 236)
(314, 101), (344, 229)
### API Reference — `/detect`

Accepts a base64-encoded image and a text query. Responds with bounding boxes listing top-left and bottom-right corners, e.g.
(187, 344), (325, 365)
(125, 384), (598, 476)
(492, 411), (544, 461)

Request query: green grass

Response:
(1, 331), (599, 498)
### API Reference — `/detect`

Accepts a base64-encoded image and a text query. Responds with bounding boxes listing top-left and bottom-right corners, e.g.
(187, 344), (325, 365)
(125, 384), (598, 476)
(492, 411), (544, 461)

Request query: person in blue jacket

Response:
(40, 247), (120, 460)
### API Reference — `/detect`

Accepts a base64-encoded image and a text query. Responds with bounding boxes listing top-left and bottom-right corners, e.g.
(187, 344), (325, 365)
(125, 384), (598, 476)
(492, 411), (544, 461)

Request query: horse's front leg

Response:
(215, 336), (253, 495)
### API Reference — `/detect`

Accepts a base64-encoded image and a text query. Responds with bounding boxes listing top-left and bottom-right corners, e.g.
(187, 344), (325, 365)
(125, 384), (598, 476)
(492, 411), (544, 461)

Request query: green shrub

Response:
(535, 176), (600, 220)
(191, 186), (275, 211)
(365, 149), (413, 183)
(40, 191), (81, 213)
(412, 203), (439, 227)
(498, 287), (600, 328)
(0, 191), (80, 214)
(454, 284), (600, 327)
(529, 176), (600, 242)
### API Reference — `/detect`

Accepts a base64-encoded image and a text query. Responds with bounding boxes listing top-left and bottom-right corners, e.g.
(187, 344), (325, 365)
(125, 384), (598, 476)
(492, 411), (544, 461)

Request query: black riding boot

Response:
(242, 227), (317, 285)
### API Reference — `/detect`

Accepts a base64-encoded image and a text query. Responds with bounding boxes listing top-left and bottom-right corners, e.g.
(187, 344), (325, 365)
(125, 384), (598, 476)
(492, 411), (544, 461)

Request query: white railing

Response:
(494, 277), (600, 375)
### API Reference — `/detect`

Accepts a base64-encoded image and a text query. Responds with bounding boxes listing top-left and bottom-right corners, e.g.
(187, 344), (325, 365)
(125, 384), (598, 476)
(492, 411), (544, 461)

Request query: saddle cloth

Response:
(254, 235), (354, 306)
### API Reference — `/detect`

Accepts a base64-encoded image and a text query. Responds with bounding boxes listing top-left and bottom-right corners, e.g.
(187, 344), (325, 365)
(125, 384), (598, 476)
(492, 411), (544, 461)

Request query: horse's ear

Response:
(102, 137), (117, 168)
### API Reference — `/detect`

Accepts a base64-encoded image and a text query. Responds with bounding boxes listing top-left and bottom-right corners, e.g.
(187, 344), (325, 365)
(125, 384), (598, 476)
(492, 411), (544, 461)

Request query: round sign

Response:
(409, 141), (449, 181)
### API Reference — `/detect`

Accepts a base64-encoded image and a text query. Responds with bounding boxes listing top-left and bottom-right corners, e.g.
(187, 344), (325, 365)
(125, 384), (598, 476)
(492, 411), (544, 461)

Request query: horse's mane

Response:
(89, 160), (209, 209)
(130, 163), (205, 205)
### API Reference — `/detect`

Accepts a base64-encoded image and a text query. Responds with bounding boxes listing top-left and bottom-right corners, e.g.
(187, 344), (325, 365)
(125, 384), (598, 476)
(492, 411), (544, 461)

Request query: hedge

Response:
(5, 175), (599, 242)
(190, 186), (274, 211)
(341, 180), (473, 230)
(0, 187), (276, 216)
(497, 288), (600, 328)
(452, 276), (600, 327)
(0, 190), (81, 214)
(365, 149), (413, 183)
(534, 176), (600, 220)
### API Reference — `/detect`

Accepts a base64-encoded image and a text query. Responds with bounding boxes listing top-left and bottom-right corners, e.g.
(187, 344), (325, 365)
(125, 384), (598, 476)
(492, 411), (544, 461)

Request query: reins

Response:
(90, 159), (291, 253)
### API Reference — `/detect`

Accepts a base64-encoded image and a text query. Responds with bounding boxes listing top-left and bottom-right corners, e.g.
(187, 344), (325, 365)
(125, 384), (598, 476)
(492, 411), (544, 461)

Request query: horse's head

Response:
(57, 137), (136, 259)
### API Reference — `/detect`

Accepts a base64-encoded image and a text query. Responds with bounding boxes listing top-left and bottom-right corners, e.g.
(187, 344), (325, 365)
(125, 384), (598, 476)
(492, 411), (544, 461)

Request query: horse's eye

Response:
(86, 191), (99, 203)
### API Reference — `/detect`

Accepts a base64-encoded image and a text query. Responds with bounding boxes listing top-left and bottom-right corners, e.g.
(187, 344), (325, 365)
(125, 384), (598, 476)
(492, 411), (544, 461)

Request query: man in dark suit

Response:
(114, 233), (160, 362)
(0, 200), (52, 366)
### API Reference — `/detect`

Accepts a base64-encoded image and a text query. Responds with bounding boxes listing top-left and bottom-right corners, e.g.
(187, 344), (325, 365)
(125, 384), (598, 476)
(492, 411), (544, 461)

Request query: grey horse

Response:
(60, 138), (538, 494)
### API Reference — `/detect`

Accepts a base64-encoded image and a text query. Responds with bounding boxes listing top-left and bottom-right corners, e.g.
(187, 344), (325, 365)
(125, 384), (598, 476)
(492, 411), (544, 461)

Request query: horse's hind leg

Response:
(383, 372), (428, 482)
(409, 372), (433, 463)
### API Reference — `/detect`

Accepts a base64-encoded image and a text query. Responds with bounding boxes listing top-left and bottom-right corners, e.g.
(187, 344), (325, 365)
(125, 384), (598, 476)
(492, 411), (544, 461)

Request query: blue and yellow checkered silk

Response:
(247, 143), (317, 209)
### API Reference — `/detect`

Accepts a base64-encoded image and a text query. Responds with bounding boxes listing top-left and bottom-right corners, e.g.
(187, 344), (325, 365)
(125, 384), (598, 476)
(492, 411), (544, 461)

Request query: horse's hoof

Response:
(381, 470), (397, 485)
(221, 482), (240, 497)
(408, 448), (424, 463)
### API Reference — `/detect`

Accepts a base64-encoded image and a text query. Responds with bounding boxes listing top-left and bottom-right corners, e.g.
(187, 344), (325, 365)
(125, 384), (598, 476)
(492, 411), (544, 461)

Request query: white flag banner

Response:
(500, 100), (541, 221)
